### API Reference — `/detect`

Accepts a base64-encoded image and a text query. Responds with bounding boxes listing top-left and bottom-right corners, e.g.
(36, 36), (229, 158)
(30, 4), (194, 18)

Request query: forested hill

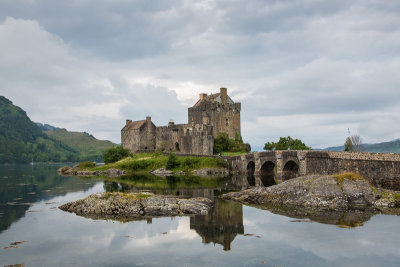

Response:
(0, 96), (116, 163)
(0, 96), (76, 163)
(324, 139), (400, 153)
(43, 128), (115, 162)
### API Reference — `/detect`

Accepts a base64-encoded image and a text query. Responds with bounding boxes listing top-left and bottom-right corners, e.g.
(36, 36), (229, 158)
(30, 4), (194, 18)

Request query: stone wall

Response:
(121, 120), (156, 153)
(155, 123), (214, 155)
(121, 128), (141, 153)
(215, 102), (241, 139)
(188, 101), (241, 139)
(188, 88), (241, 139)
(305, 151), (400, 190)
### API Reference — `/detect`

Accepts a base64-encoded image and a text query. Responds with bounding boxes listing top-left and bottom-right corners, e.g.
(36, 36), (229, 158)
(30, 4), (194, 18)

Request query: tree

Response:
(350, 135), (362, 152)
(263, 136), (311, 151)
(166, 152), (179, 170)
(213, 132), (251, 154)
(103, 145), (131, 164)
(344, 137), (353, 152)
(213, 133), (231, 154)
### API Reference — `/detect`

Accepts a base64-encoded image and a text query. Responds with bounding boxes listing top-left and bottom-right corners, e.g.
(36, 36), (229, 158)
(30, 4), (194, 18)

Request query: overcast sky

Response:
(1, 0), (399, 149)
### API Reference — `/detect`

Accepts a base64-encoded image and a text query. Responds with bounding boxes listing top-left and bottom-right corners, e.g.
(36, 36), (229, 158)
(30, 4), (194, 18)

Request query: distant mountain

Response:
(43, 128), (115, 162)
(323, 139), (400, 153)
(323, 145), (345, 151)
(0, 96), (116, 163)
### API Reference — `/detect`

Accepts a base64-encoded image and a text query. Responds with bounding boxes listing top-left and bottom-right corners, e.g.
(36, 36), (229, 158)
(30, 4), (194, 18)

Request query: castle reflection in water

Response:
(190, 198), (244, 251)
(109, 181), (245, 251)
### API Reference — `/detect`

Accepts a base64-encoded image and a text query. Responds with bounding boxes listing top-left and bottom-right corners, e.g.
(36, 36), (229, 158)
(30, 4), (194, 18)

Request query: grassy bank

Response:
(92, 152), (227, 173)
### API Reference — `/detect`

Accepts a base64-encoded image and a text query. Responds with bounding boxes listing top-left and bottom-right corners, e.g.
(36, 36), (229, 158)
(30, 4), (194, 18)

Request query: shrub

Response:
(78, 161), (96, 169)
(214, 132), (250, 154)
(182, 157), (200, 168)
(333, 172), (363, 185)
(166, 152), (180, 170)
(103, 145), (131, 164)
(216, 157), (228, 168)
(127, 160), (151, 170)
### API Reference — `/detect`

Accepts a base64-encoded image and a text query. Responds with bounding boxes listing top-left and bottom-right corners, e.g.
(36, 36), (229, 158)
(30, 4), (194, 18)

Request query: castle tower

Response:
(188, 88), (241, 139)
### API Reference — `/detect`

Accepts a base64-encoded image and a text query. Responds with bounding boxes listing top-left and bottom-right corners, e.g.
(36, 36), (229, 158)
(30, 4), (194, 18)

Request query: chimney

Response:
(199, 93), (207, 100)
(220, 87), (227, 104)
(146, 116), (151, 127)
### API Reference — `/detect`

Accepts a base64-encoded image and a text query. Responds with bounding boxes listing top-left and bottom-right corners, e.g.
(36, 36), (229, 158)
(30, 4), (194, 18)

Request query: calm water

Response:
(1, 164), (400, 267)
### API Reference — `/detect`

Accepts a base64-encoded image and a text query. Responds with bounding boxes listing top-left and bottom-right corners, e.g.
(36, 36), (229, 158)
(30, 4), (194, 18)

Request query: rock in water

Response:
(192, 168), (228, 178)
(59, 192), (213, 220)
(150, 168), (174, 176)
(221, 175), (379, 211)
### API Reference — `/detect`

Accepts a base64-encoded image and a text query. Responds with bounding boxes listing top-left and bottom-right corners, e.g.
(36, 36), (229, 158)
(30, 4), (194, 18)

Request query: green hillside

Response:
(44, 129), (116, 162)
(0, 96), (76, 163)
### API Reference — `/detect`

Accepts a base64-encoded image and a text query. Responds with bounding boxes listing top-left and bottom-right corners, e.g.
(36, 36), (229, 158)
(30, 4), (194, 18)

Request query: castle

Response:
(121, 88), (241, 155)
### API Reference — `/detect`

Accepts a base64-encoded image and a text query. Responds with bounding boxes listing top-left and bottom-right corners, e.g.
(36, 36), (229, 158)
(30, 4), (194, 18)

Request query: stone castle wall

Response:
(188, 88), (241, 139)
(121, 128), (141, 152)
(188, 102), (241, 139)
(155, 123), (214, 155)
(121, 118), (156, 152)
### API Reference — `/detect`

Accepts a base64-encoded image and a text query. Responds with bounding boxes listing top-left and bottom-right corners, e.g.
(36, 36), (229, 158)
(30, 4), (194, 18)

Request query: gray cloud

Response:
(0, 0), (399, 148)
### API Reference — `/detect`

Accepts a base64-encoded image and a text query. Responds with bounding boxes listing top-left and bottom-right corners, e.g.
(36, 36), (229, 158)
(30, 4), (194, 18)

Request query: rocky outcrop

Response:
(59, 192), (213, 220)
(150, 167), (229, 178)
(221, 175), (381, 211)
(57, 166), (125, 177)
(150, 168), (174, 176)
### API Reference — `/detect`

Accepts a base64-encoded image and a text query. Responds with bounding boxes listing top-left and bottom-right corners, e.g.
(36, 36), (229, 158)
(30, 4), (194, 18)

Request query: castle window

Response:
(226, 118), (229, 127)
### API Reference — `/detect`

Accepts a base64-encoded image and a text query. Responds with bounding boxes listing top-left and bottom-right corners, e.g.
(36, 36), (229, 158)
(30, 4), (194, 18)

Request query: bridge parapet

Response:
(324, 151), (400, 161)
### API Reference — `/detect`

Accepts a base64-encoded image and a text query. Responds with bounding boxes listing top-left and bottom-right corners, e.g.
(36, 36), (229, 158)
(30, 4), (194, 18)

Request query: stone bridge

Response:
(224, 151), (400, 190)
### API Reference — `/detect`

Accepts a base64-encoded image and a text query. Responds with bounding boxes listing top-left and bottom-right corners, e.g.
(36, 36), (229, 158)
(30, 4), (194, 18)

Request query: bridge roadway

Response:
(223, 151), (400, 190)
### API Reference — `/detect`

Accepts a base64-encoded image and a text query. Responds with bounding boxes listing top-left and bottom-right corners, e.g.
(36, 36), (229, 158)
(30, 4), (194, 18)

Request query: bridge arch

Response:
(282, 160), (299, 181)
(246, 161), (255, 186)
(260, 161), (276, 187)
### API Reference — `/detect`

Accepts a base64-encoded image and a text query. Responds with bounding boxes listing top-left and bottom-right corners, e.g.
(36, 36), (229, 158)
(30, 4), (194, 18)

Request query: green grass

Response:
(77, 161), (96, 169)
(91, 153), (227, 173)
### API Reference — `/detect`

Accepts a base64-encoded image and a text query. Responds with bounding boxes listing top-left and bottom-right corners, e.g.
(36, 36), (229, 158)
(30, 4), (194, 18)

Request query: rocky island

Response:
(221, 173), (400, 212)
(59, 192), (213, 220)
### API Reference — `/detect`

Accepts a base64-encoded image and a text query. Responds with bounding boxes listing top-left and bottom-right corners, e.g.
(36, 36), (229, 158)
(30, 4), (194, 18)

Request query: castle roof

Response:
(123, 120), (146, 131)
(192, 92), (234, 107)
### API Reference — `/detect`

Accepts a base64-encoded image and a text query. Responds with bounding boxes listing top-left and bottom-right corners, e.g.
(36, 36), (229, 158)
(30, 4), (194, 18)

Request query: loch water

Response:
(1, 164), (400, 267)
